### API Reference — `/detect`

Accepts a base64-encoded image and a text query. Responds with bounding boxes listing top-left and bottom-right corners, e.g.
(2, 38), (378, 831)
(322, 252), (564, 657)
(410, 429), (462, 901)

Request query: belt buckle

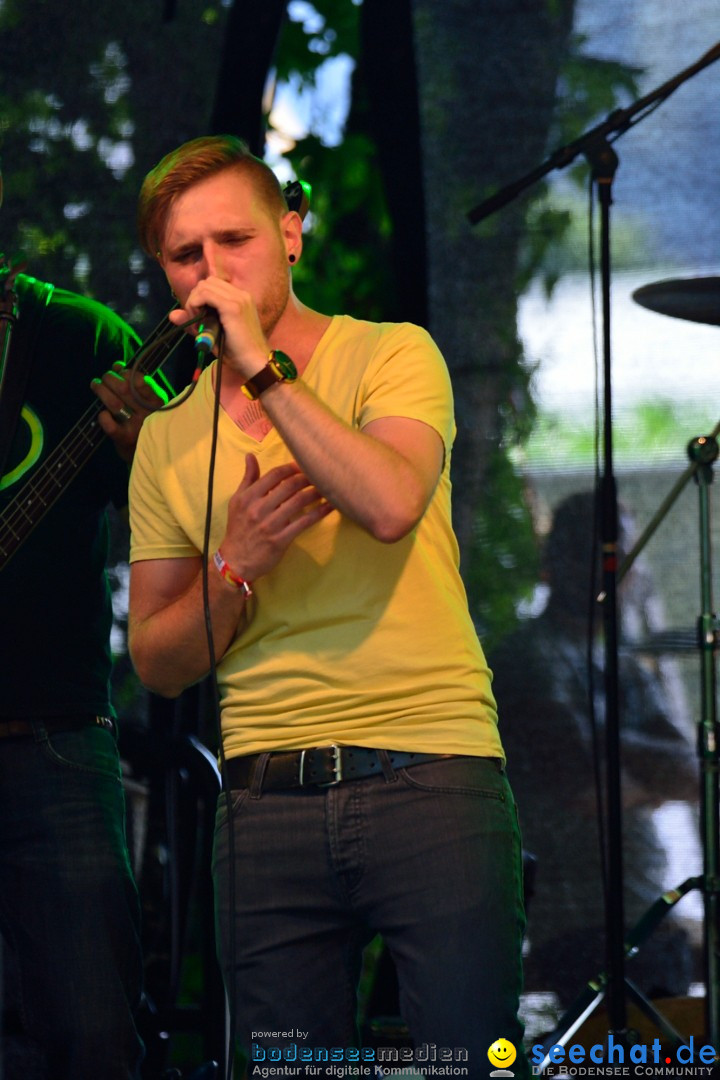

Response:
(319, 744), (344, 787)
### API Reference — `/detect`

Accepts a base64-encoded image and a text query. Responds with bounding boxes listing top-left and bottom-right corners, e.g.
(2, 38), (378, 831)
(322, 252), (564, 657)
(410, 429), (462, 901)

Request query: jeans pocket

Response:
(396, 755), (508, 800)
(41, 726), (121, 779)
(215, 787), (251, 830)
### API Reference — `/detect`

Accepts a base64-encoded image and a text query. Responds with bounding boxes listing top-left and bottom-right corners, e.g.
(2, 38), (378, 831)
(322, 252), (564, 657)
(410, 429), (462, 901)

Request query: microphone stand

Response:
(591, 136), (627, 1038)
(468, 42), (720, 227)
(468, 40), (720, 1048)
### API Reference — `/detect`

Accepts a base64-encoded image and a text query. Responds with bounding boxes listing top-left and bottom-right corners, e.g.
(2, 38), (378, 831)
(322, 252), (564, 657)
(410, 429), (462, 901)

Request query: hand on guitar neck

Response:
(91, 360), (168, 463)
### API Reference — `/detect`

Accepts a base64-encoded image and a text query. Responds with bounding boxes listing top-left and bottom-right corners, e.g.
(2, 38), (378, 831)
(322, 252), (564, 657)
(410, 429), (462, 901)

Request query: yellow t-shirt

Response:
(130, 315), (502, 759)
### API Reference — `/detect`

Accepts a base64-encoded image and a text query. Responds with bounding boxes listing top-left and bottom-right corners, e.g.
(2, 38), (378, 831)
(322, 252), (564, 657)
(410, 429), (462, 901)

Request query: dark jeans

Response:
(0, 720), (144, 1079)
(213, 754), (528, 1079)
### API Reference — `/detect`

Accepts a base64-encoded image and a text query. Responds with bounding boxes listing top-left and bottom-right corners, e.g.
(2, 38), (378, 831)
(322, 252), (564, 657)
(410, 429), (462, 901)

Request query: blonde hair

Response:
(137, 135), (288, 258)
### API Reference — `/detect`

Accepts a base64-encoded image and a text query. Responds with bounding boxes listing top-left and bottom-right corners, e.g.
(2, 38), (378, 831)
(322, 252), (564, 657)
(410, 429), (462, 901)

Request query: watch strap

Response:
(241, 350), (296, 400)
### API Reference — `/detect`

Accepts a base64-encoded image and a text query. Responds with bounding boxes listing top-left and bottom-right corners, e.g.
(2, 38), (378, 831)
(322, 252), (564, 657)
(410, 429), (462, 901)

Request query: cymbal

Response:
(632, 276), (720, 327)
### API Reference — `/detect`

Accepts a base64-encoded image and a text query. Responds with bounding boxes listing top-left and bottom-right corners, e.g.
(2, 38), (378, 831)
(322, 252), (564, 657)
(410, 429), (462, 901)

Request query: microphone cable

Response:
(198, 333), (239, 1080)
(174, 179), (309, 1073)
(126, 309), (220, 414)
(131, 307), (237, 1073)
(122, 311), (187, 412)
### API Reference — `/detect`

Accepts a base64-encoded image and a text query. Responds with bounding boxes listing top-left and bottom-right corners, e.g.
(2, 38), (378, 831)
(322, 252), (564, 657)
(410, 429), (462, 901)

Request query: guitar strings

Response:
(0, 312), (186, 565)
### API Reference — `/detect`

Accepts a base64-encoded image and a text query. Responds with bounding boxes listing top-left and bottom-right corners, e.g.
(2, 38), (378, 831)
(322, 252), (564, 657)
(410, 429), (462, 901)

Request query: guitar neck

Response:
(0, 318), (184, 571)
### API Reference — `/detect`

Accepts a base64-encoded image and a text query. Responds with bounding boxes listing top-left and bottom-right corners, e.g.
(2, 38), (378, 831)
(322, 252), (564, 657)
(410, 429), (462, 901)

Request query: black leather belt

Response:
(0, 716), (115, 740)
(224, 746), (459, 791)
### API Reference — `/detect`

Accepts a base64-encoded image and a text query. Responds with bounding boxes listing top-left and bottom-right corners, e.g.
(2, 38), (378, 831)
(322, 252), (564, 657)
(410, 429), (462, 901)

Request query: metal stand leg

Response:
(534, 876), (701, 1072)
(688, 435), (720, 1049)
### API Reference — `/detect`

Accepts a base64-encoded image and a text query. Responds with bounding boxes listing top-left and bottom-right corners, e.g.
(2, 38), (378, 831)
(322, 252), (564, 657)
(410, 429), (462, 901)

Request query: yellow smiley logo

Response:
(488, 1039), (516, 1070)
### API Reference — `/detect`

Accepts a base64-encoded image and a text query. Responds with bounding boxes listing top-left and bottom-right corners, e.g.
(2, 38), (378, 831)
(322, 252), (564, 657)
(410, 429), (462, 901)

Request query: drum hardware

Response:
(632, 276), (720, 327)
(468, 36), (720, 1064)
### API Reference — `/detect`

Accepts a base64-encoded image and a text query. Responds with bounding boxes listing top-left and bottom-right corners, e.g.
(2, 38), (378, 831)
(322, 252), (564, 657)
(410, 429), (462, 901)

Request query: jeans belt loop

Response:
(249, 752), (271, 798)
(378, 749), (398, 783)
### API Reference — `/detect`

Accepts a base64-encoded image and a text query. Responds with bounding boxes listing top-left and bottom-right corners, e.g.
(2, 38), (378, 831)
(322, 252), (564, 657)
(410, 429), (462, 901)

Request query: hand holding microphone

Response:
(169, 277), (271, 380)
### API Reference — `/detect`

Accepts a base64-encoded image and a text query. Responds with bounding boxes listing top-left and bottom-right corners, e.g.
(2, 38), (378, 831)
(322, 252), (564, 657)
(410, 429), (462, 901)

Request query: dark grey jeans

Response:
(213, 754), (528, 1079)
(0, 721), (144, 1079)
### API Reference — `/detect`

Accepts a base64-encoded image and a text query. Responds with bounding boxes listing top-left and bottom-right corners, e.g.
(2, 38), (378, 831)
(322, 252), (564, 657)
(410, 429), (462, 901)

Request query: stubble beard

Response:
(256, 246), (293, 341)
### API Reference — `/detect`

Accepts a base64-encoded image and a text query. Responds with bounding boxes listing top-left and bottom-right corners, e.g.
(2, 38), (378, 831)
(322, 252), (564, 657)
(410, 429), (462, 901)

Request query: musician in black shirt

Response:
(0, 272), (164, 1079)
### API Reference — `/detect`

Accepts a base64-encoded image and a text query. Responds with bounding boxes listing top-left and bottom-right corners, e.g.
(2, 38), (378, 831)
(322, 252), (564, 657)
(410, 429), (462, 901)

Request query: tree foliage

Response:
(264, 1), (639, 642)
(0, 0), (640, 645)
(0, 0), (233, 330)
(0, 3), (646, 1067)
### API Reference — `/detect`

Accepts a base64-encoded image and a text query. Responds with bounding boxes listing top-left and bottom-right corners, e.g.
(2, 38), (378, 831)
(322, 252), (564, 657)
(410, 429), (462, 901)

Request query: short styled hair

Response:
(137, 135), (289, 258)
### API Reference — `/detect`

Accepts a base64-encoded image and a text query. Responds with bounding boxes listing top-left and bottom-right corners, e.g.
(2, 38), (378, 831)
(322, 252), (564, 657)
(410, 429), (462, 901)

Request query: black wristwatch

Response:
(241, 350), (297, 400)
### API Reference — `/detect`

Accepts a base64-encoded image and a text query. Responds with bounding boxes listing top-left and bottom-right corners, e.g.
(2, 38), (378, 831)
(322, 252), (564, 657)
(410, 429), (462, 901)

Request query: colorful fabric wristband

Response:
(212, 549), (253, 598)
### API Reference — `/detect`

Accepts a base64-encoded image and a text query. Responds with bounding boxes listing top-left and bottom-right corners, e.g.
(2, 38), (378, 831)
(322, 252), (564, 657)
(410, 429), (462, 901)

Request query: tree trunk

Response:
(411, 0), (575, 569)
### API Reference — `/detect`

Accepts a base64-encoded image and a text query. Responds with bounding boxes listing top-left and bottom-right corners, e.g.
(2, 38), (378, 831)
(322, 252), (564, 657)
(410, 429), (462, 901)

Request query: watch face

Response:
(271, 350), (297, 381)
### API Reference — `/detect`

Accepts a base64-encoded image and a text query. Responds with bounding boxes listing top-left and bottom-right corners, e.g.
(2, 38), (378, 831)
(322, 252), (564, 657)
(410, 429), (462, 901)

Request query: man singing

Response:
(128, 134), (527, 1077)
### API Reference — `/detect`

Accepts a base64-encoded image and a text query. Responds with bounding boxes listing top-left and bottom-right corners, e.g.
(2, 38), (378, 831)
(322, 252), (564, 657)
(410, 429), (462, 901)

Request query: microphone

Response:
(194, 308), (220, 354)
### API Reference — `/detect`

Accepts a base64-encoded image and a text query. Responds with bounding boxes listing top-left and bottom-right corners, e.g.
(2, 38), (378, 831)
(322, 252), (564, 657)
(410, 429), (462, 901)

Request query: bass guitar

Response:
(0, 314), (184, 571)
